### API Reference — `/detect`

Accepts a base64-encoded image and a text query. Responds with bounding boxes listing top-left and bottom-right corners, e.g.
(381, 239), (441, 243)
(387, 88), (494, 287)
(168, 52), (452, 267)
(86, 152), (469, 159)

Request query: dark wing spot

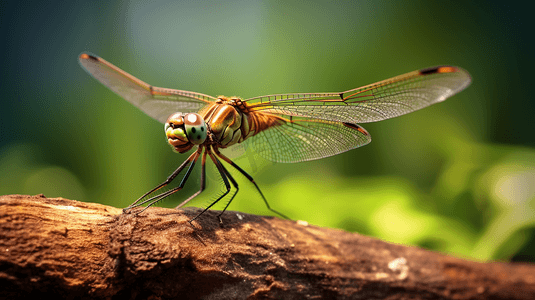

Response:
(419, 66), (442, 75)
(419, 66), (458, 75)
(342, 122), (360, 130)
(201, 127), (204, 132)
(191, 127), (196, 133)
(343, 122), (369, 135)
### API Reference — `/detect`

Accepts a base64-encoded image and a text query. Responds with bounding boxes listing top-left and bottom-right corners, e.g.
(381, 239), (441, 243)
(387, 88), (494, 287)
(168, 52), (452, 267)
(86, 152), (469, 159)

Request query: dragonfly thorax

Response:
(165, 112), (207, 153)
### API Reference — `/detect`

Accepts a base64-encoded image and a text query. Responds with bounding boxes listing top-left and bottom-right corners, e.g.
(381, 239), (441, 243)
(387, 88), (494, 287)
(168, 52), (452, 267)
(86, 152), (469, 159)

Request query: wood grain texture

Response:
(1, 194), (534, 299)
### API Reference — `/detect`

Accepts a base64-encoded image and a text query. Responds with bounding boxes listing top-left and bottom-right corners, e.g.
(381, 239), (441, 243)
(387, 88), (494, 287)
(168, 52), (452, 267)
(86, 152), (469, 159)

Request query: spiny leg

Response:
(130, 150), (200, 214)
(214, 148), (289, 219)
(128, 150), (200, 214)
(189, 148), (232, 223)
(123, 147), (202, 214)
(124, 148), (201, 211)
(215, 160), (240, 220)
(176, 149), (207, 210)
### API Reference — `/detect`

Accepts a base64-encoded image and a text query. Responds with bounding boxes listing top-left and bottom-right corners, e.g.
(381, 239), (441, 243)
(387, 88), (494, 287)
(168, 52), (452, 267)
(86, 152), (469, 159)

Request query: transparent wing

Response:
(245, 66), (471, 124)
(241, 117), (371, 163)
(78, 52), (216, 124)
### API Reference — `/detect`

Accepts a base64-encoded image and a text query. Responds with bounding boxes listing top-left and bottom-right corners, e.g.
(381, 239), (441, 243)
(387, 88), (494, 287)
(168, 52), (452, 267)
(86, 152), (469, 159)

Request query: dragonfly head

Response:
(165, 112), (207, 153)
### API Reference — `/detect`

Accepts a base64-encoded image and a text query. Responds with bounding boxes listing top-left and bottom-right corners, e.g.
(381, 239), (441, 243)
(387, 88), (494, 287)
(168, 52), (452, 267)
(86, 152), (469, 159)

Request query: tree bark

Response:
(1, 194), (534, 299)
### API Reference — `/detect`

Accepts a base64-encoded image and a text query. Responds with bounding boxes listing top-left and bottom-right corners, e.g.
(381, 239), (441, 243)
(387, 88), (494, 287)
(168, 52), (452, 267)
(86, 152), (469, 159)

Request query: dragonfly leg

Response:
(123, 147), (202, 214)
(189, 149), (232, 223)
(176, 150), (207, 210)
(130, 150), (200, 214)
(214, 148), (289, 220)
(215, 159), (239, 221)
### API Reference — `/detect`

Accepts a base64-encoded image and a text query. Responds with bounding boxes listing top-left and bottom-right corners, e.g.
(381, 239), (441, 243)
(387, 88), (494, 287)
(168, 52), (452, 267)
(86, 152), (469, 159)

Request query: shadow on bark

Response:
(1, 194), (534, 299)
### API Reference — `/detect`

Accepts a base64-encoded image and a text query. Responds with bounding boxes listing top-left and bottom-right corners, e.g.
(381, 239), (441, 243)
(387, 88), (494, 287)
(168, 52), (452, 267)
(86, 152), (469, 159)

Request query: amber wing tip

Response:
(78, 52), (98, 61)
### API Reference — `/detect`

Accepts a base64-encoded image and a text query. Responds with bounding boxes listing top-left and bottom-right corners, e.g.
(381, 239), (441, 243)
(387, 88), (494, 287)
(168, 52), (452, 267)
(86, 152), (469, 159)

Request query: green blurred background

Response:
(1, 0), (534, 262)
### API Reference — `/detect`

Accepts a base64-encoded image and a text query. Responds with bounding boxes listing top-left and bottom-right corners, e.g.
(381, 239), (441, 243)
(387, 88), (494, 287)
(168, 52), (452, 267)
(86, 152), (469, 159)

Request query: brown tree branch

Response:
(1, 194), (534, 299)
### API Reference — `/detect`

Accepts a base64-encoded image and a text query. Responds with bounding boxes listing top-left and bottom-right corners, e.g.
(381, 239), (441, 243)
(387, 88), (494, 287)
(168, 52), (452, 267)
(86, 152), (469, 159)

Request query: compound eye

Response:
(165, 112), (184, 130)
(183, 113), (207, 144)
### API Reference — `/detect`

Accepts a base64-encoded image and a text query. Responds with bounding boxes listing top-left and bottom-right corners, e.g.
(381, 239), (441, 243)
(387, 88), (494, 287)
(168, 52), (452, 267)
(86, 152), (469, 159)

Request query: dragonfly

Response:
(79, 52), (471, 221)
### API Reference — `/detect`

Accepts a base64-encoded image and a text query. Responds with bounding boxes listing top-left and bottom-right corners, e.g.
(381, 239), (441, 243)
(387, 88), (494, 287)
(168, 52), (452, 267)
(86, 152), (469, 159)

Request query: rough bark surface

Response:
(1, 194), (534, 299)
